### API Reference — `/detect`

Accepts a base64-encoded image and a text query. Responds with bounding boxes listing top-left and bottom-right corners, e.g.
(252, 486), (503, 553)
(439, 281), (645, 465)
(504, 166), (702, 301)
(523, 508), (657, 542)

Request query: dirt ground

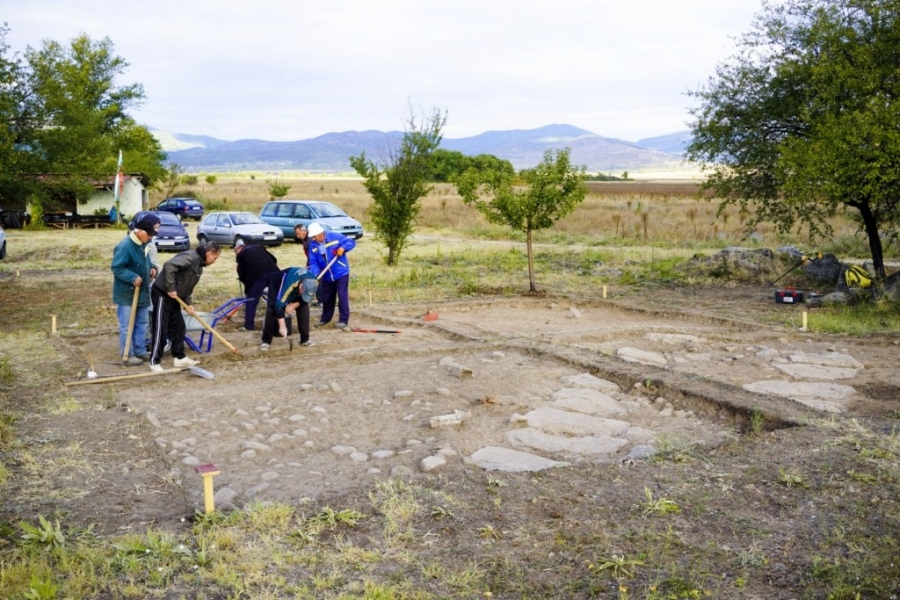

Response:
(5, 281), (897, 530)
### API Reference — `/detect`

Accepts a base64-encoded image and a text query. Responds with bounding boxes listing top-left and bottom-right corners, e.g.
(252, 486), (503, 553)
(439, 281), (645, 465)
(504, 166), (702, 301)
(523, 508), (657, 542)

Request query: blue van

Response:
(259, 200), (364, 241)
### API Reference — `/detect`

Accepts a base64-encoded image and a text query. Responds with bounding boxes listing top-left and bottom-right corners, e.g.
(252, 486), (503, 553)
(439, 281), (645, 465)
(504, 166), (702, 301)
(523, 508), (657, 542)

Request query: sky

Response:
(4, 0), (763, 143)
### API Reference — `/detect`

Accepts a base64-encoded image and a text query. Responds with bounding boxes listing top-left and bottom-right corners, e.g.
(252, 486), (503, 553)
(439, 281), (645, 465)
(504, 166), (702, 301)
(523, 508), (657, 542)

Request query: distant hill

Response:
(634, 130), (693, 155)
(153, 124), (690, 173)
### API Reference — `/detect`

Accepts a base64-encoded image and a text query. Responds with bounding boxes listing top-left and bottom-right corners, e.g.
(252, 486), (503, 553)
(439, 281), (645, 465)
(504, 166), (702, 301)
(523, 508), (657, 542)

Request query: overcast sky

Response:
(4, 0), (762, 143)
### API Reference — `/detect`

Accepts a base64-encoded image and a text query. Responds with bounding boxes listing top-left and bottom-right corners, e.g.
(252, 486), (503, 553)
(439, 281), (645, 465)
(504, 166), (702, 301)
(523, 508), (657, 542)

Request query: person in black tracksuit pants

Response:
(148, 243), (222, 371)
(234, 240), (279, 330)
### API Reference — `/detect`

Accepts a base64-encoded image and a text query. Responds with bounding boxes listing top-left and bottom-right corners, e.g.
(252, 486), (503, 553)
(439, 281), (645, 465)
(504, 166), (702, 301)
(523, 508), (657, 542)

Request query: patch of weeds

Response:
(308, 506), (364, 528)
(588, 554), (644, 579)
(476, 525), (501, 540)
(846, 469), (878, 485)
(0, 412), (16, 447)
(776, 468), (809, 488)
(0, 356), (14, 385)
(23, 574), (58, 600)
(746, 407), (765, 436)
(51, 395), (80, 415)
(430, 505), (455, 520)
(641, 487), (681, 515)
(854, 441), (894, 460)
(18, 515), (66, 549)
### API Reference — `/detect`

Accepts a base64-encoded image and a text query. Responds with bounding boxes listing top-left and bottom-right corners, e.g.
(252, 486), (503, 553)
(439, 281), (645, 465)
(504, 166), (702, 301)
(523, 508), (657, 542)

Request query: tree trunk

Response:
(526, 228), (536, 292)
(857, 200), (885, 279)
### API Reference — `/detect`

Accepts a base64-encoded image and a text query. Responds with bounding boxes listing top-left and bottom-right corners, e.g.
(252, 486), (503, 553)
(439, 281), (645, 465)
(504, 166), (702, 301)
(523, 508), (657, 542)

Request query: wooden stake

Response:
(602, 285), (607, 299)
(51, 314), (57, 335)
(195, 464), (221, 514)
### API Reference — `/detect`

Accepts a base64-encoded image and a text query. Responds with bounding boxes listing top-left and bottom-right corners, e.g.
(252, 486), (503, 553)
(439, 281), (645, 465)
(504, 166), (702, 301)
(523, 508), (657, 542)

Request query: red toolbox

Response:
(775, 287), (804, 304)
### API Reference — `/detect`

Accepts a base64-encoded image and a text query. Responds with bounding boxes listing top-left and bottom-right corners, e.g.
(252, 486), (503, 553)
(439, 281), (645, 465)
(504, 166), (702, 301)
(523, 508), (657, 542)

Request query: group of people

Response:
(236, 221), (357, 350)
(111, 215), (356, 371)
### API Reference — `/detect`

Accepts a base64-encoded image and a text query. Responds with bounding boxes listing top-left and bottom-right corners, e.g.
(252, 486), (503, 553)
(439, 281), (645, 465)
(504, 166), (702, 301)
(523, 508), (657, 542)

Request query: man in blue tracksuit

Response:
(306, 222), (356, 329)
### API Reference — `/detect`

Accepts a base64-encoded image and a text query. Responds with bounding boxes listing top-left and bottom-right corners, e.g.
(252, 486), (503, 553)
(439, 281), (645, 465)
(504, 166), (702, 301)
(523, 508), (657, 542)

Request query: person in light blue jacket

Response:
(307, 222), (356, 329)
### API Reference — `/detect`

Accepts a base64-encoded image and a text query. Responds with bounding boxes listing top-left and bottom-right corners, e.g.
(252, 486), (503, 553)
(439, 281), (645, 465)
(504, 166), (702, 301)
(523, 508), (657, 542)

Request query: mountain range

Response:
(152, 124), (692, 174)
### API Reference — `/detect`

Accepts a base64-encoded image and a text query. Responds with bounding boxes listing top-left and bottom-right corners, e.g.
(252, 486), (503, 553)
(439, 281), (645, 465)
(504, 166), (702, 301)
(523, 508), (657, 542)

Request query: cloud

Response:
(4, 0), (761, 142)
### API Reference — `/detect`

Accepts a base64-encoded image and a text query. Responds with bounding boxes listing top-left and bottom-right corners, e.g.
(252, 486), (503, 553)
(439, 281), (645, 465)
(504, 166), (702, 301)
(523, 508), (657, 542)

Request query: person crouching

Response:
(260, 267), (318, 351)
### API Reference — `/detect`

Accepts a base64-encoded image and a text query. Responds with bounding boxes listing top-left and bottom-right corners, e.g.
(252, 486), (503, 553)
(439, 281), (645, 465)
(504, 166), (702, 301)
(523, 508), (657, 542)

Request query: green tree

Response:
(456, 148), (587, 292)
(0, 30), (164, 210)
(350, 107), (446, 265)
(156, 163), (185, 200)
(686, 0), (900, 279)
(268, 179), (290, 199)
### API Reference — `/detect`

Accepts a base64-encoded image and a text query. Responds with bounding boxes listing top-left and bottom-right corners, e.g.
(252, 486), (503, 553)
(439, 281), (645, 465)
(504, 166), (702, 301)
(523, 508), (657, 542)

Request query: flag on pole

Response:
(113, 150), (124, 224)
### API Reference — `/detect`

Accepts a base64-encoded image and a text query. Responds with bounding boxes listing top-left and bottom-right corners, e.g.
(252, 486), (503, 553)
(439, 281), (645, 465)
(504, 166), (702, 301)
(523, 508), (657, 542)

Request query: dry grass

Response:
(162, 176), (870, 254)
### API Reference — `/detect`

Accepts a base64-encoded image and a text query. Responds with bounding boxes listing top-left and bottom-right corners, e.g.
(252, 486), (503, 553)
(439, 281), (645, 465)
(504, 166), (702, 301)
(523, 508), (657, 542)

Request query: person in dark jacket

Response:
(111, 213), (159, 365)
(307, 222), (356, 328)
(260, 267), (318, 350)
(234, 239), (279, 331)
(148, 242), (222, 372)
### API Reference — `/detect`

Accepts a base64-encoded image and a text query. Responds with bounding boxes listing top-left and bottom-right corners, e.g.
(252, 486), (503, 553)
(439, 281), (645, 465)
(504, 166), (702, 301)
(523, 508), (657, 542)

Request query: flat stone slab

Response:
(505, 427), (628, 457)
(550, 388), (626, 416)
(469, 446), (571, 472)
(521, 407), (630, 437)
(559, 373), (620, 392)
(616, 347), (667, 367)
(789, 352), (864, 369)
(644, 332), (706, 345)
(773, 363), (858, 380)
(743, 380), (855, 413)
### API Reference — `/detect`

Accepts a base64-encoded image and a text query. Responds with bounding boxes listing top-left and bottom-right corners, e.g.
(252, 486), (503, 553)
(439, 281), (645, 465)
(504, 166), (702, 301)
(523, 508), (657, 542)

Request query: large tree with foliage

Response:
(429, 149), (515, 182)
(456, 148), (587, 292)
(686, 0), (900, 279)
(0, 28), (164, 211)
(350, 107), (446, 265)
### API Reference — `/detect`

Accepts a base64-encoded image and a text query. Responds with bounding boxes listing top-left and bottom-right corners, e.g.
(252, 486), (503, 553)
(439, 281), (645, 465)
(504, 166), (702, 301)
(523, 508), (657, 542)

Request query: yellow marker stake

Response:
(50, 314), (57, 335)
(195, 464), (221, 514)
(602, 285), (607, 299)
(802, 311), (808, 331)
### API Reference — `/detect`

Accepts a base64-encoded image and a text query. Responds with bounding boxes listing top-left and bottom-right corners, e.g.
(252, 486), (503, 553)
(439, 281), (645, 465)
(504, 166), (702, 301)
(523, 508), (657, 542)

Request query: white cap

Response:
(307, 222), (324, 237)
(233, 238), (245, 250)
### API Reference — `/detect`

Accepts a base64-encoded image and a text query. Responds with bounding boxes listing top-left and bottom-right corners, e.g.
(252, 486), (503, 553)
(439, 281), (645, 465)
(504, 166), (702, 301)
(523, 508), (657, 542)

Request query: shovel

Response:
(122, 285), (140, 364)
(351, 328), (401, 334)
(65, 365), (214, 386)
(317, 254), (339, 281)
(173, 296), (239, 353)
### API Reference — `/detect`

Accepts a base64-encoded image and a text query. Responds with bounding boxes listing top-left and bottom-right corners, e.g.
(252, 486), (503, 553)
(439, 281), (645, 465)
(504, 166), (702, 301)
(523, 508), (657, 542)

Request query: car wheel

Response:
(197, 234), (208, 245)
(0, 241), (6, 260)
(233, 235), (243, 247)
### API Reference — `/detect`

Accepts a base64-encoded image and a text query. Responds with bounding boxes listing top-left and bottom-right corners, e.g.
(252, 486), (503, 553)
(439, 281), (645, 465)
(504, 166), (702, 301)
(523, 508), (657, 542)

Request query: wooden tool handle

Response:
(173, 296), (239, 353)
(122, 285), (140, 362)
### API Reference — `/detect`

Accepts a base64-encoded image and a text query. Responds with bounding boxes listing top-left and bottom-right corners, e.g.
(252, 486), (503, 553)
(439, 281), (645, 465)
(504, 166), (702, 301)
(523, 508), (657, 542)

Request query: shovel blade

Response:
(189, 366), (215, 379)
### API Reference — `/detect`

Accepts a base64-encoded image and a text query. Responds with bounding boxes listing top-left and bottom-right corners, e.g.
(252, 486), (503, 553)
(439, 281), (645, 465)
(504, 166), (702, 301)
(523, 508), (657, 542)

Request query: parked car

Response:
(0, 223), (6, 259)
(196, 211), (284, 247)
(259, 200), (364, 241)
(154, 197), (204, 221)
(152, 210), (191, 252)
(130, 210), (191, 252)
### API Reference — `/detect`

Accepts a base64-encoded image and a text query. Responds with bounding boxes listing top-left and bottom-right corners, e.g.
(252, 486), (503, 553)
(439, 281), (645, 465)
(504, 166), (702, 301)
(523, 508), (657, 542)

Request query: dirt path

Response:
(18, 287), (893, 534)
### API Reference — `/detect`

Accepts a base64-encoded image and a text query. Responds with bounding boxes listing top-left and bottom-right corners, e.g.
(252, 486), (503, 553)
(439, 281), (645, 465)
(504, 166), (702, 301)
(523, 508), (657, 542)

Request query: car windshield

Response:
(230, 213), (264, 225)
(309, 202), (346, 218)
(154, 212), (181, 226)
(184, 201), (202, 208)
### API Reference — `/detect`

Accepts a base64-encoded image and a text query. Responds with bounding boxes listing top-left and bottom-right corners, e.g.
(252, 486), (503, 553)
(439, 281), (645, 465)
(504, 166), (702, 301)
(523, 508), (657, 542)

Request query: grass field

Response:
(0, 178), (898, 599)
